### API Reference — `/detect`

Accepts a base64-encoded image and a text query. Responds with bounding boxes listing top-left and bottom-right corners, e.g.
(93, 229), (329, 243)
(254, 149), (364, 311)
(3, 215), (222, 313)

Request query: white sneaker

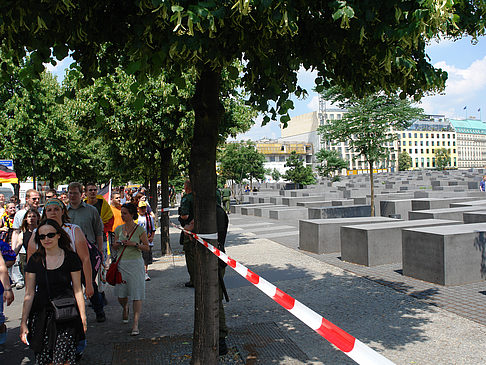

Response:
(145, 273), (151, 281)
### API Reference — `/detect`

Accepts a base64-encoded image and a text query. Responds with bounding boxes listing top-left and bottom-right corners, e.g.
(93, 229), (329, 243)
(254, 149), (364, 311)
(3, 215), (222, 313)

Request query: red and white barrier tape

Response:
(160, 207), (171, 213)
(171, 223), (395, 365)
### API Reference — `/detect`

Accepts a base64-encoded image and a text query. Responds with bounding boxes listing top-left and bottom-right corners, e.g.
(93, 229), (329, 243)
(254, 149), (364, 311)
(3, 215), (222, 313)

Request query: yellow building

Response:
(254, 139), (313, 175)
(398, 129), (457, 169)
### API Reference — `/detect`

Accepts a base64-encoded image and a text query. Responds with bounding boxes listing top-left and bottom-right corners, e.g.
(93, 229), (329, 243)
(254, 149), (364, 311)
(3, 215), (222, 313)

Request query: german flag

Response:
(0, 165), (18, 184)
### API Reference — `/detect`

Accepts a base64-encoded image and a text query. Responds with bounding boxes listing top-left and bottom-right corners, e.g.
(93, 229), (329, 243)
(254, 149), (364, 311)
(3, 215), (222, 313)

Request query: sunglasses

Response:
(39, 232), (58, 240)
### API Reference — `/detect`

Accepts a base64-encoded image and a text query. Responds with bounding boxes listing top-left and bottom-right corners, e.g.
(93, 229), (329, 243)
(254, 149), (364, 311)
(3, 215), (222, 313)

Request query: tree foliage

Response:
(398, 151), (413, 171)
(315, 149), (348, 178)
(283, 151), (316, 185)
(318, 89), (424, 215)
(271, 168), (281, 182)
(435, 148), (451, 170)
(219, 142), (266, 185)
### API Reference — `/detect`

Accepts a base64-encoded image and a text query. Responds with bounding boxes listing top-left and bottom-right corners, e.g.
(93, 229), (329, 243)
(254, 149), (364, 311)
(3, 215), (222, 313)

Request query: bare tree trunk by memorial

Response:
(369, 160), (375, 217)
(159, 147), (172, 255)
(189, 67), (223, 364)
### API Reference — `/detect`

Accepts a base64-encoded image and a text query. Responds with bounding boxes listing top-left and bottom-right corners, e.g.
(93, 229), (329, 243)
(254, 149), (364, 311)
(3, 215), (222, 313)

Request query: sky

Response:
(236, 36), (486, 141)
(45, 36), (486, 142)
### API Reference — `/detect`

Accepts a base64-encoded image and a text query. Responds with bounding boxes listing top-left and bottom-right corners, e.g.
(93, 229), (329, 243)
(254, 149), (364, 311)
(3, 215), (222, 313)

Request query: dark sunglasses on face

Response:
(39, 232), (57, 240)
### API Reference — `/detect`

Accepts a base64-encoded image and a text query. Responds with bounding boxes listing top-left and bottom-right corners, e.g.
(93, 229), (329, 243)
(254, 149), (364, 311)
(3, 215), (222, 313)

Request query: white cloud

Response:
(231, 114), (282, 141)
(307, 94), (319, 111)
(435, 56), (486, 96)
(420, 56), (486, 119)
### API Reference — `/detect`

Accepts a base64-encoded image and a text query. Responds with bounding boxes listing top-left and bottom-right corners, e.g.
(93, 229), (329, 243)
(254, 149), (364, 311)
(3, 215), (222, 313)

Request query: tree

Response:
(271, 168), (281, 182)
(315, 149), (348, 178)
(398, 151), (413, 171)
(0, 56), (104, 189)
(435, 148), (451, 170)
(319, 90), (424, 216)
(219, 141), (266, 192)
(2, 1), (485, 362)
(283, 151), (316, 186)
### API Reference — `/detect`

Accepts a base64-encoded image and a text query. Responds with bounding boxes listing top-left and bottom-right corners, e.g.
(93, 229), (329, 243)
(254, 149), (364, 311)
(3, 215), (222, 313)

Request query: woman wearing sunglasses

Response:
(20, 219), (86, 365)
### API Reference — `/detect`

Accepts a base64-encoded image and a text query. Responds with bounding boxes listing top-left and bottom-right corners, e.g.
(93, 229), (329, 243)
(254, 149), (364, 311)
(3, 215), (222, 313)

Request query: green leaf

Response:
(126, 60), (142, 75)
(227, 66), (239, 80)
(171, 5), (184, 12)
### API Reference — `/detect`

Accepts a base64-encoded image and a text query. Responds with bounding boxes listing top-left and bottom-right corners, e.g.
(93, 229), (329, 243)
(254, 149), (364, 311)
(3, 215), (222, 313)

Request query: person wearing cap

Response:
(137, 201), (155, 281)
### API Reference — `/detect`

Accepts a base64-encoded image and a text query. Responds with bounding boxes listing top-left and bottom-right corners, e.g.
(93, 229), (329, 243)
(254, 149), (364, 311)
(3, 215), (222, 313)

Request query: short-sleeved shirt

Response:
(67, 201), (103, 244)
(111, 205), (123, 231)
(12, 207), (43, 230)
(25, 250), (82, 310)
(114, 224), (145, 260)
(180, 192), (193, 219)
(137, 213), (155, 245)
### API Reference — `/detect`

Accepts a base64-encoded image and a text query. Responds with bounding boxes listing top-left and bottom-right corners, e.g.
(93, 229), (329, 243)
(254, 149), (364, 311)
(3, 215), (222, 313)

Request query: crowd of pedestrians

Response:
(0, 180), (234, 363)
(0, 183), (159, 364)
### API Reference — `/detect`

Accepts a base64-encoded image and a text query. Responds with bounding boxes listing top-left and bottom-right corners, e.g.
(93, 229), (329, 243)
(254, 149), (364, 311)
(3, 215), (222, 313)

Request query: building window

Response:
(415, 158), (419, 167)
(402, 133), (406, 138)
(453, 149), (456, 153)
(448, 134), (450, 139)
(426, 133), (428, 138)
(442, 141), (446, 146)
(432, 149), (435, 153)
(415, 141), (418, 146)
(448, 141), (450, 146)
(330, 114), (334, 120)
(269, 156), (275, 162)
(427, 158), (430, 167)
(414, 133), (417, 138)
(409, 133), (412, 138)
(420, 133), (423, 138)
(426, 149), (429, 153)
(426, 141), (429, 146)
(409, 141), (412, 146)
(442, 134), (445, 139)
(431, 141), (434, 146)
(421, 149), (424, 153)
(420, 141), (423, 146)
(281, 145), (285, 151)
(437, 134), (440, 138)
(415, 149), (418, 154)
(409, 149), (412, 154)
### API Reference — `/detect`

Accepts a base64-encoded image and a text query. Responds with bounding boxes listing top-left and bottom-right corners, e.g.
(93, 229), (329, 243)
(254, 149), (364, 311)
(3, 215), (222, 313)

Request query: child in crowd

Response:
(137, 201), (155, 281)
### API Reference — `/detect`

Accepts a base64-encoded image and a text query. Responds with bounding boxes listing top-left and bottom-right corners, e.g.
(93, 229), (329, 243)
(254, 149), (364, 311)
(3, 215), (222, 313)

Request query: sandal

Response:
(122, 307), (129, 323)
(130, 328), (140, 336)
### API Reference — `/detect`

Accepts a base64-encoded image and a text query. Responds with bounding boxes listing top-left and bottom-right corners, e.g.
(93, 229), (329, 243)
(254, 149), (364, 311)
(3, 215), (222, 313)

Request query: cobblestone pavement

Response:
(1, 211), (486, 364)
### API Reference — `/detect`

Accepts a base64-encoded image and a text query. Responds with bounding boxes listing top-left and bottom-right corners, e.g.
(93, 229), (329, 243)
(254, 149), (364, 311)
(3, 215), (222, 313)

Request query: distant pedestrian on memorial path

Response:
(480, 175), (486, 191)
(221, 184), (231, 214)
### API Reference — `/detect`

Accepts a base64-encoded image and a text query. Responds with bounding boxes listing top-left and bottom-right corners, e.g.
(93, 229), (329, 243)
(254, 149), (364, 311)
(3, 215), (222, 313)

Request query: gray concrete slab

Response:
(380, 199), (413, 220)
(308, 204), (371, 219)
(412, 197), (478, 211)
(232, 202), (273, 214)
(253, 204), (287, 217)
(402, 223), (486, 285)
(341, 219), (460, 266)
(408, 206), (484, 221)
(299, 216), (399, 254)
(463, 210), (486, 223)
(269, 207), (308, 220)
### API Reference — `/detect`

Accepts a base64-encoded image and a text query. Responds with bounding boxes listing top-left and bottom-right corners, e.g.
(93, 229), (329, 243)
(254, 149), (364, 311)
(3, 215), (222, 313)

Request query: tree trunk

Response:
(369, 160), (375, 216)
(49, 174), (55, 190)
(159, 147), (172, 256)
(190, 67), (223, 364)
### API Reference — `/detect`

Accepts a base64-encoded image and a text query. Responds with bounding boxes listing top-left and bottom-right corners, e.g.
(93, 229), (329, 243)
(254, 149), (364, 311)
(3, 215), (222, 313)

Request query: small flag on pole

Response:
(464, 106), (467, 110)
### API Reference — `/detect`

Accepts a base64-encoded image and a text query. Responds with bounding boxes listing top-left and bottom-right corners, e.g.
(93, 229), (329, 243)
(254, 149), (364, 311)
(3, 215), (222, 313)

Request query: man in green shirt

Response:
(221, 184), (231, 214)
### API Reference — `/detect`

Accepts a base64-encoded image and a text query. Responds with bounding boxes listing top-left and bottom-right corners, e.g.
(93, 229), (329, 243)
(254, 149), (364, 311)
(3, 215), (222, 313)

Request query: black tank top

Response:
(23, 230), (33, 251)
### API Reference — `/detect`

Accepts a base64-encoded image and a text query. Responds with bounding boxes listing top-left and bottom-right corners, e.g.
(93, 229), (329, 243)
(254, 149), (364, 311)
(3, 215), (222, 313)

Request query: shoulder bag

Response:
(106, 225), (137, 286)
(44, 259), (79, 323)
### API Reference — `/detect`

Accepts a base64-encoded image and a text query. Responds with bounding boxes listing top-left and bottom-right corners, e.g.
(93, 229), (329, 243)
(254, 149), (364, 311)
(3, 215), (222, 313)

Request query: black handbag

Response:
(44, 259), (79, 322)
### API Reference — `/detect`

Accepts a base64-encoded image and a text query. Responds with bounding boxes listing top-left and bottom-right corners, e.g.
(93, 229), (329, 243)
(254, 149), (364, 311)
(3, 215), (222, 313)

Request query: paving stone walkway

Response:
(2, 211), (486, 364)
